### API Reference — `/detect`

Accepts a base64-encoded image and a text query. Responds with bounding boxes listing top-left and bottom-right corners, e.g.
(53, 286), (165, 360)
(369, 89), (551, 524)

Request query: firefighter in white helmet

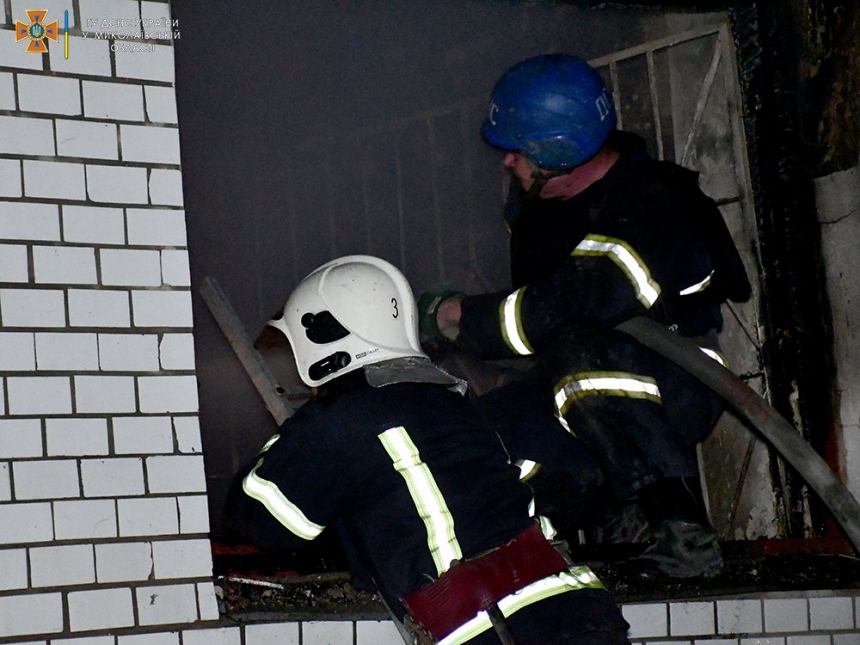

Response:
(224, 255), (631, 645)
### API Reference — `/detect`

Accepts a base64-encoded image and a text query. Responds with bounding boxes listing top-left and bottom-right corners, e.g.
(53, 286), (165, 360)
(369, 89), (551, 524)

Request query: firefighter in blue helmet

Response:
(420, 54), (751, 580)
(224, 255), (631, 644)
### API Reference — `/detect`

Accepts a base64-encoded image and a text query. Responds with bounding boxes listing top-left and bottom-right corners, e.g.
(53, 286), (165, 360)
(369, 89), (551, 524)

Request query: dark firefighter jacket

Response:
(456, 130), (751, 361)
(224, 374), (628, 644)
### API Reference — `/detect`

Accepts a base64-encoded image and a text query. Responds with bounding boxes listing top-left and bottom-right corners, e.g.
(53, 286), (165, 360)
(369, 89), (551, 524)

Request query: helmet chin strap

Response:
(522, 159), (567, 204)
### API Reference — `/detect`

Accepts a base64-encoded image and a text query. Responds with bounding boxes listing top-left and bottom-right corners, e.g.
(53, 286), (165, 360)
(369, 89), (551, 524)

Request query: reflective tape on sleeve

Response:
(379, 426), (463, 574)
(499, 288), (535, 356)
(573, 234), (661, 307)
(242, 459), (325, 540)
(516, 459), (540, 481)
(700, 346), (727, 367)
(553, 371), (662, 418)
(679, 270), (714, 296)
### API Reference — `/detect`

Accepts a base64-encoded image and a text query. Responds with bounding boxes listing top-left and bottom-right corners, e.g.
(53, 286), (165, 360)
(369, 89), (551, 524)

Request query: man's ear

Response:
(254, 324), (290, 352)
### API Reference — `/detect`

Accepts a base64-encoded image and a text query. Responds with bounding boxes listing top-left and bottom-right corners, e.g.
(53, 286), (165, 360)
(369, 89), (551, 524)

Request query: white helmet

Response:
(268, 255), (426, 387)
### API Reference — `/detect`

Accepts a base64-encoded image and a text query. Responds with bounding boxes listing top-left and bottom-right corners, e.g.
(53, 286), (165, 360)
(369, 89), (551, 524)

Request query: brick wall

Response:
(0, 1), (218, 640)
(1, 1), (859, 644)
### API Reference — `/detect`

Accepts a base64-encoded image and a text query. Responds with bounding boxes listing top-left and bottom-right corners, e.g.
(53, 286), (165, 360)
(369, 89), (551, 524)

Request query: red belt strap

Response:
(402, 524), (568, 641)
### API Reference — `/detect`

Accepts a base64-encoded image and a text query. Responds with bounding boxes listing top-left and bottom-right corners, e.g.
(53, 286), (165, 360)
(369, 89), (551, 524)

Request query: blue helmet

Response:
(481, 54), (617, 170)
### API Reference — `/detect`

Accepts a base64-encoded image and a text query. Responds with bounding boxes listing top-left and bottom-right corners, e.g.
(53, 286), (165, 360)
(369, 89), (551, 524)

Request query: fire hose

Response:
(202, 278), (860, 644)
(616, 316), (860, 553)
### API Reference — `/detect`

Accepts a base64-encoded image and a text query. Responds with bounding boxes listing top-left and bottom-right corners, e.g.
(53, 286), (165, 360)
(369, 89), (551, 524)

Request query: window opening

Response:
(169, 0), (855, 619)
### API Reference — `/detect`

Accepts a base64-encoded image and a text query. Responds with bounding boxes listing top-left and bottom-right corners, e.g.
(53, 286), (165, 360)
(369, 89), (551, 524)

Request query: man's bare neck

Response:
(541, 146), (620, 200)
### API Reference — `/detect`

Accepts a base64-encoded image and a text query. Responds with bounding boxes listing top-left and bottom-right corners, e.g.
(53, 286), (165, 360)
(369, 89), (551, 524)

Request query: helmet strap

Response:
(523, 162), (567, 204)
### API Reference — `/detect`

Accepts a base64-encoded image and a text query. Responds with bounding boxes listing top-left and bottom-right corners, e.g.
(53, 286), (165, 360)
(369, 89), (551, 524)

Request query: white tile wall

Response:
(0, 30), (44, 70)
(0, 159), (22, 197)
(83, 80), (146, 121)
(0, 12), (216, 640)
(135, 583), (199, 625)
(33, 245), (98, 284)
(67, 587), (135, 631)
(49, 36), (112, 76)
(206, 592), (860, 645)
(151, 538), (213, 579)
(113, 416), (174, 454)
(243, 623), (300, 645)
(24, 160), (87, 199)
(2, 288), (67, 328)
(131, 291), (193, 328)
(118, 497), (179, 537)
(101, 249), (162, 286)
(117, 633), (179, 645)
(181, 627), (241, 645)
(120, 124), (181, 164)
(30, 544), (96, 587)
(0, 73), (15, 109)
(0, 592), (64, 637)
(138, 375), (198, 413)
(13, 458), (81, 499)
(0, 333), (36, 370)
(765, 598), (810, 633)
(810, 596), (854, 630)
(161, 250), (191, 286)
(145, 455), (206, 493)
(96, 541), (153, 583)
(0, 462), (12, 501)
(126, 208), (187, 246)
(115, 44), (174, 82)
(36, 332), (100, 370)
(0, 115), (55, 155)
(197, 581), (221, 621)
(0, 201), (61, 240)
(7, 375), (73, 414)
(81, 457), (144, 497)
(53, 637), (114, 645)
(56, 120), (119, 160)
(177, 495), (210, 533)
(74, 375), (136, 412)
(62, 205), (126, 244)
(158, 333), (195, 370)
(98, 333), (160, 371)
(0, 419), (42, 458)
(148, 168), (184, 205)
(45, 417), (110, 456)
(0, 502), (54, 544)
(304, 621), (354, 645)
(54, 498), (118, 539)
(86, 165), (149, 204)
(670, 600), (716, 636)
(0, 548), (28, 591)
(17, 75), (81, 115)
(67, 289), (131, 327)
(144, 86), (178, 123)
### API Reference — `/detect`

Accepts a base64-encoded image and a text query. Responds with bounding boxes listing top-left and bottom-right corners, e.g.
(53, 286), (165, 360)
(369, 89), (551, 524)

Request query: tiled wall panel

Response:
(0, 2), (217, 642)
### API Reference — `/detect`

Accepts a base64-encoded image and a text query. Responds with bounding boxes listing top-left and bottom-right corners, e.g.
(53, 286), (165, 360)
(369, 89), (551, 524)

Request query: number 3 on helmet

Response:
(267, 255), (426, 387)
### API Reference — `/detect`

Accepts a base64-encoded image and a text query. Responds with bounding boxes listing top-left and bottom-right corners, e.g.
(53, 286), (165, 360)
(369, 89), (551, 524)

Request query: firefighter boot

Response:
(630, 477), (723, 580)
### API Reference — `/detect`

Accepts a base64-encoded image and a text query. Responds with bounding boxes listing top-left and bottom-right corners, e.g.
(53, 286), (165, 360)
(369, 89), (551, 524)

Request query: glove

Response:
(417, 289), (464, 341)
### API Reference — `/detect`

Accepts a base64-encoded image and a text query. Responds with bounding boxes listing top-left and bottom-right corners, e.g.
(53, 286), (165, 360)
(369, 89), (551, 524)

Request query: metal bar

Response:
(199, 276), (294, 426)
(681, 31), (723, 166)
(646, 50), (665, 161)
(609, 61), (623, 131)
(589, 23), (724, 67)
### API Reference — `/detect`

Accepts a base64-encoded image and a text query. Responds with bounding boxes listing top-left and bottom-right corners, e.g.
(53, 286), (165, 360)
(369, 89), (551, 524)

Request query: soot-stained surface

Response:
(215, 539), (860, 621)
